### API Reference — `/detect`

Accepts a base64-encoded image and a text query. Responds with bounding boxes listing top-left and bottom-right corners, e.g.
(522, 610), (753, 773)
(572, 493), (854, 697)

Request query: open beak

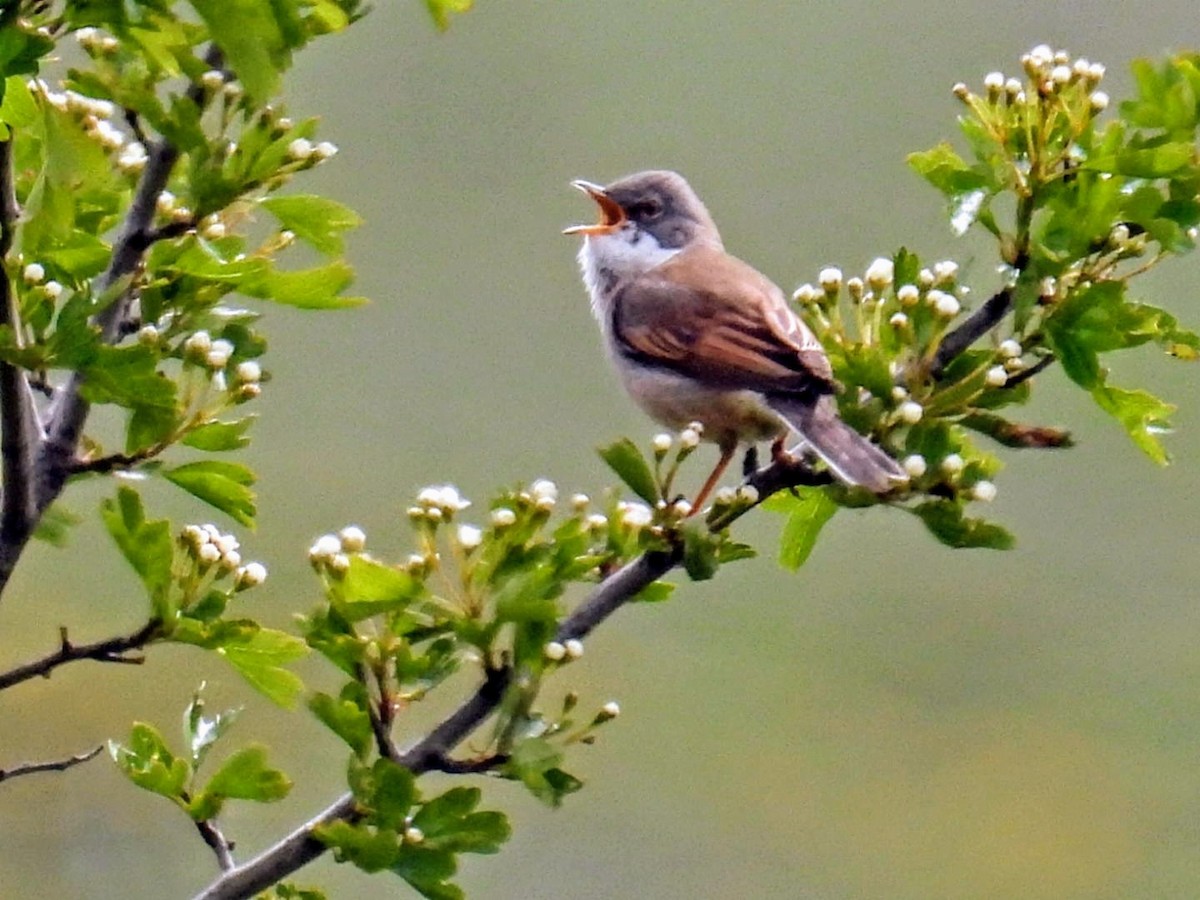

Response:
(563, 179), (626, 236)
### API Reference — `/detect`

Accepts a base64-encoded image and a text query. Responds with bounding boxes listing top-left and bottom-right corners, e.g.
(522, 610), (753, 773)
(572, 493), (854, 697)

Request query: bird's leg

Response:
(741, 445), (759, 478)
(770, 435), (792, 464)
(691, 443), (736, 513)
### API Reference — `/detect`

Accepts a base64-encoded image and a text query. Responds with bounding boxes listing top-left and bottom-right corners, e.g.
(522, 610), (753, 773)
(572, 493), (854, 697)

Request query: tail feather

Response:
(770, 394), (907, 493)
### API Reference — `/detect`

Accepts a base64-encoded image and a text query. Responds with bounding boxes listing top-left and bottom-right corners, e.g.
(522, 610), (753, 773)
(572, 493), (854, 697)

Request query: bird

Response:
(564, 169), (907, 510)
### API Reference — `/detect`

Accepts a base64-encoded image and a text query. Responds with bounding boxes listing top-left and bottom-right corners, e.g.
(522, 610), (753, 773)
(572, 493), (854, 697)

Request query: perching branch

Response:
(0, 621), (161, 692)
(192, 456), (828, 900)
(0, 138), (40, 570)
(195, 817), (237, 872)
(931, 286), (1014, 376)
(0, 744), (102, 785)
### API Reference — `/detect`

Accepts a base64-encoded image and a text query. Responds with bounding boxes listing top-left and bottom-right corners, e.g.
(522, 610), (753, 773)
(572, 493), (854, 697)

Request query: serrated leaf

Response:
(764, 488), (838, 570)
(911, 500), (1014, 550)
(333, 555), (423, 622)
(907, 142), (990, 197)
(349, 758), (417, 830)
(164, 460), (257, 527)
(100, 486), (174, 615)
(392, 846), (462, 900)
(195, 745), (291, 817)
(0, 74), (37, 128)
(1092, 383), (1175, 464)
(597, 438), (659, 503)
(314, 820), (401, 873)
(215, 627), (308, 707)
(33, 502), (81, 547)
(190, 0), (292, 102)
(308, 683), (373, 759)
(412, 787), (510, 855)
(239, 260), (367, 309)
(183, 417), (255, 452)
(184, 689), (240, 770)
(681, 523), (719, 581)
(108, 722), (191, 803)
(504, 737), (581, 808)
(261, 194), (362, 256)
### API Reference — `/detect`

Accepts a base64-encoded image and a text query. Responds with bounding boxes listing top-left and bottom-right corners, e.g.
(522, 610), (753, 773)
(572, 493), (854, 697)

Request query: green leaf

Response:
(413, 787), (511, 855)
(425, 0), (474, 31)
(392, 846), (462, 900)
(766, 488), (838, 570)
(333, 555), (424, 622)
(681, 523), (719, 581)
(0, 74), (37, 128)
(182, 417), (256, 452)
(189, 0), (292, 102)
(215, 627), (308, 707)
(308, 683), (373, 759)
(1112, 142), (1194, 178)
(79, 345), (176, 411)
(193, 745), (291, 819)
(239, 260), (367, 310)
(100, 487), (174, 614)
(907, 142), (990, 197)
(184, 689), (240, 770)
(631, 580), (675, 603)
(261, 195), (362, 256)
(164, 460), (257, 527)
(504, 737), (582, 807)
(1092, 383), (1175, 464)
(911, 500), (1014, 550)
(597, 438), (659, 503)
(33, 502), (82, 547)
(314, 820), (401, 873)
(349, 758), (418, 830)
(108, 722), (191, 803)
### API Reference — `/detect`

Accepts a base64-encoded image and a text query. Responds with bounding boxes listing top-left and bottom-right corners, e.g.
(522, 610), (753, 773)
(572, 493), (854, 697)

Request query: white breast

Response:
(577, 228), (680, 336)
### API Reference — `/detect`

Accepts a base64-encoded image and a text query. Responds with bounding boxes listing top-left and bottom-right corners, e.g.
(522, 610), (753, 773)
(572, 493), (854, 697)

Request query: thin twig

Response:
(0, 139), (40, 562)
(931, 286), (1014, 376)
(1003, 353), (1055, 389)
(0, 620), (161, 692)
(0, 745), (103, 784)
(195, 818), (237, 872)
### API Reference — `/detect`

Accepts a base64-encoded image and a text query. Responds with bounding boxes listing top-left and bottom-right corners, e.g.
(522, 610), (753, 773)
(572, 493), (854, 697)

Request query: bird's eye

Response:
(630, 198), (664, 221)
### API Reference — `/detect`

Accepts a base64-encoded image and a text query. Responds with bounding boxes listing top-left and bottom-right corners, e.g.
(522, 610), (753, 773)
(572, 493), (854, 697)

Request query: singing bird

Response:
(565, 170), (906, 509)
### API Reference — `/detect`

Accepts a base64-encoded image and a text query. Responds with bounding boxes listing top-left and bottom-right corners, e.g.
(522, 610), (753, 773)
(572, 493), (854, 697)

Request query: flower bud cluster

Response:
(182, 523), (266, 588)
(308, 526), (367, 575)
(409, 484), (471, 523)
(543, 638), (585, 664)
(286, 137), (339, 165)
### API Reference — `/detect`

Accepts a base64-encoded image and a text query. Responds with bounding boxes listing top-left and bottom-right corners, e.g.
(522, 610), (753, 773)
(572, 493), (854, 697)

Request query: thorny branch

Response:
(0, 745), (102, 785)
(0, 621), (161, 692)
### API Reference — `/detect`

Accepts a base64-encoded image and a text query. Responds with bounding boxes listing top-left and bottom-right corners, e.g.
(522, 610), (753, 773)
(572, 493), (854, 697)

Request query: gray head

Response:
(564, 170), (723, 251)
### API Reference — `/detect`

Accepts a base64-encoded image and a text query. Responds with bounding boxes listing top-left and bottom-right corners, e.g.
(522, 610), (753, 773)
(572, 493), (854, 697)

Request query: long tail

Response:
(769, 394), (907, 493)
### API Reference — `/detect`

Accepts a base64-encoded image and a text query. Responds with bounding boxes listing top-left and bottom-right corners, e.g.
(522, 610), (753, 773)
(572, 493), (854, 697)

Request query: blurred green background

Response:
(2, 2), (1200, 897)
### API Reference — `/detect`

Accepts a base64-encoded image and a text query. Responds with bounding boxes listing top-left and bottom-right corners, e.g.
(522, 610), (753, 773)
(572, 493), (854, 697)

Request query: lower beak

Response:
(563, 179), (626, 235)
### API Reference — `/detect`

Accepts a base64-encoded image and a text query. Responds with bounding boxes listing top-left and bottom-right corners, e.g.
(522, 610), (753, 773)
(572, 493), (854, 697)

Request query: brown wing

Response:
(612, 244), (834, 395)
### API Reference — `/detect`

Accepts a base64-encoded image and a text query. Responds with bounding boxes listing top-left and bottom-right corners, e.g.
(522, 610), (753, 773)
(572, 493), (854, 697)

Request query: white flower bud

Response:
(586, 513), (608, 531)
(652, 433), (673, 454)
(940, 453), (965, 476)
(679, 427), (701, 449)
(571, 493), (590, 511)
(1089, 91), (1109, 113)
(235, 562), (267, 589)
(223, 81), (243, 99)
(736, 484), (759, 504)
(714, 486), (737, 505)
(985, 366), (1008, 388)
(286, 138), (313, 160)
(40, 280), (63, 300)
(221, 549), (242, 570)
(329, 553), (351, 574)
(792, 283), (819, 304)
(896, 284), (920, 307)
(198, 542), (221, 564)
(564, 638), (584, 660)
(618, 502), (653, 528)
(1087, 62), (1106, 82)
(206, 339), (234, 370)
(897, 400), (923, 425)
(404, 827), (424, 845)
(888, 312), (909, 329)
(846, 277), (865, 301)
(1050, 65), (1072, 86)
(818, 267), (843, 292)
(929, 290), (960, 318)
(184, 330), (212, 359)
(235, 360), (261, 384)
(998, 339), (1022, 359)
(672, 499), (693, 518)
(491, 507), (516, 527)
(182, 524), (207, 546)
(530, 479), (558, 502)
(917, 268), (935, 289)
(543, 641), (566, 662)
(601, 700), (621, 718)
(137, 323), (159, 346)
(308, 533), (341, 562)
(155, 191), (176, 215)
(865, 257), (894, 290)
(338, 525), (366, 552)
(22, 263), (45, 284)
(1004, 77), (1023, 98)
(201, 219), (226, 240)
(902, 454), (927, 478)
(456, 524), (483, 550)
(971, 480), (997, 502)
(314, 141), (339, 160)
(200, 70), (225, 91)
(933, 260), (959, 283)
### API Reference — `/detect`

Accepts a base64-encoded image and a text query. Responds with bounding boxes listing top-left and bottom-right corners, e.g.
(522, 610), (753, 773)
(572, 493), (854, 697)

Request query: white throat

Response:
(577, 226), (681, 332)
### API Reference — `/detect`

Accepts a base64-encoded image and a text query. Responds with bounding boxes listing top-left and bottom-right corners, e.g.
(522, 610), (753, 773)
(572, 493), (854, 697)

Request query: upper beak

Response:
(563, 179), (626, 236)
